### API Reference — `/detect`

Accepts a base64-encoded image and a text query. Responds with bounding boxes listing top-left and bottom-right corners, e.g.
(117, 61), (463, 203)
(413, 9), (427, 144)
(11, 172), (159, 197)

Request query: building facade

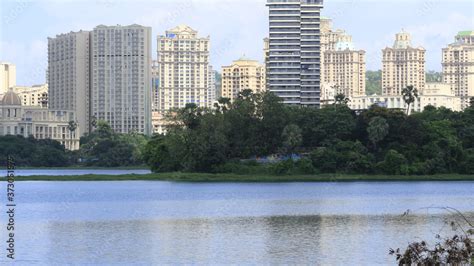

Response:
(350, 82), (461, 113)
(154, 25), (211, 133)
(0, 62), (16, 95)
(442, 31), (474, 109)
(48, 31), (91, 136)
(320, 20), (366, 99)
(90, 24), (152, 135)
(221, 58), (266, 101)
(208, 66), (217, 107)
(0, 90), (80, 150)
(13, 84), (48, 107)
(382, 31), (426, 96)
(267, 0), (324, 106)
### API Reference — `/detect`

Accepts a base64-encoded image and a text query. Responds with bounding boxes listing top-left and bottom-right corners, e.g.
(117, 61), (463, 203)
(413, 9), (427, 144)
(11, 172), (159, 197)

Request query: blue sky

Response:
(0, 0), (473, 86)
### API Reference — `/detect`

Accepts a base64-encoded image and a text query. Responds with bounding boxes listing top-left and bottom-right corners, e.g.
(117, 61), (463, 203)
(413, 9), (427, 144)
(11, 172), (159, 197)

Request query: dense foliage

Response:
(426, 70), (443, 83)
(0, 121), (148, 167)
(79, 121), (147, 167)
(0, 135), (72, 167)
(144, 90), (474, 175)
(366, 70), (382, 95)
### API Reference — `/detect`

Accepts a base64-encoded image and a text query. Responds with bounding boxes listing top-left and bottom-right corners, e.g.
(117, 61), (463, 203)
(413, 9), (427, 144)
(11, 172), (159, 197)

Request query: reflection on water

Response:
(1, 181), (473, 264)
(18, 214), (473, 265)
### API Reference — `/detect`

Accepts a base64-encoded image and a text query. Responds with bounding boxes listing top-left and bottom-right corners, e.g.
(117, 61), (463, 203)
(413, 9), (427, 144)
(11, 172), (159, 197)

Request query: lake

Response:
(0, 180), (473, 264)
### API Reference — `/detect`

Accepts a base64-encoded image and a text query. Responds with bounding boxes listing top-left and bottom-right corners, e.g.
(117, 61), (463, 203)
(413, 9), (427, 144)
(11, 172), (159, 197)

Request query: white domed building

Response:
(0, 89), (80, 150)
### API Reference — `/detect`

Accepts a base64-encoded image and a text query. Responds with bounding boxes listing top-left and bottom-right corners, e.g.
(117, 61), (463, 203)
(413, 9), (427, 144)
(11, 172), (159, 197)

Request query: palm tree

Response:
(67, 121), (78, 150)
(401, 85), (419, 115)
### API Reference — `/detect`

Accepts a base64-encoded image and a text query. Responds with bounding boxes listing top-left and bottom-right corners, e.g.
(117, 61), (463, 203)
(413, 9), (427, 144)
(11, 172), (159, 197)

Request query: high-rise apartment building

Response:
(221, 58), (266, 101)
(382, 31), (426, 96)
(442, 31), (474, 109)
(156, 25), (210, 111)
(151, 60), (160, 111)
(154, 25), (211, 133)
(90, 24), (152, 135)
(208, 66), (217, 106)
(267, 0), (324, 106)
(48, 31), (91, 135)
(0, 63), (16, 94)
(320, 18), (366, 98)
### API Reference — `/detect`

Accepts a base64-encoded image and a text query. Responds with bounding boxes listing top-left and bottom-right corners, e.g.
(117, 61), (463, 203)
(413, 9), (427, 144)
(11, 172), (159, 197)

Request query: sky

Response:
(0, 0), (473, 86)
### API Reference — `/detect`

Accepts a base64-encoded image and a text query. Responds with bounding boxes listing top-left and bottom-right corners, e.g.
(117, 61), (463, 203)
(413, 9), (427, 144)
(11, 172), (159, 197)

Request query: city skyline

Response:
(0, 0), (473, 86)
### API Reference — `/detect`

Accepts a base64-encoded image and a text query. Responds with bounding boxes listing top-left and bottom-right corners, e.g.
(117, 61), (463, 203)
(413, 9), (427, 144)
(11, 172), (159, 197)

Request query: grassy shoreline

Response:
(4, 172), (474, 182)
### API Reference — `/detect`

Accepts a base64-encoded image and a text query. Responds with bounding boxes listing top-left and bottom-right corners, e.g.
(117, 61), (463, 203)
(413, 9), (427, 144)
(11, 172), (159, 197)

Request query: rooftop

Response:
(457, 31), (474, 37)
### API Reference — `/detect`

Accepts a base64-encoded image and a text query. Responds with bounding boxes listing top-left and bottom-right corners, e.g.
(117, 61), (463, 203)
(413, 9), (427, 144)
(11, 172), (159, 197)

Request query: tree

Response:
(334, 93), (350, 106)
(402, 85), (419, 115)
(281, 124), (302, 155)
(67, 120), (78, 149)
(367, 116), (389, 150)
(214, 97), (231, 113)
(469, 97), (474, 108)
(366, 70), (382, 95)
(391, 207), (473, 265)
(377, 150), (408, 175)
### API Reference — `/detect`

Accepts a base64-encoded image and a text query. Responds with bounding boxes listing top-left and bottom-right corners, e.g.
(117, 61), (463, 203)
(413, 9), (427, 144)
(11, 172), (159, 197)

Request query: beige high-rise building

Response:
(90, 24), (153, 135)
(221, 58), (266, 101)
(320, 18), (366, 100)
(0, 63), (16, 94)
(442, 31), (474, 109)
(154, 25), (210, 133)
(48, 31), (91, 135)
(382, 30), (426, 96)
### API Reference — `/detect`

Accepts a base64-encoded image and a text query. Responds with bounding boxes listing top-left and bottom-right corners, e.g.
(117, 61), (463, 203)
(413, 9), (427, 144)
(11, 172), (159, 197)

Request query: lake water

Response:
(0, 181), (473, 264)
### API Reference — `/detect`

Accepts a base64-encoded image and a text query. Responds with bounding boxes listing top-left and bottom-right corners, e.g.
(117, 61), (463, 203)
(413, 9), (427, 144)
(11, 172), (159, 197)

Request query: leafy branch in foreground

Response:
(390, 207), (473, 265)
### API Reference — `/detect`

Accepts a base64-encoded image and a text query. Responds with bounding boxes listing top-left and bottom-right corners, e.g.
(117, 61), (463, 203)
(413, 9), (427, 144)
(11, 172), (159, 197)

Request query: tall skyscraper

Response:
(154, 25), (211, 133)
(0, 62), (16, 94)
(48, 31), (91, 135)
(90, 24), (152, 135)
(151, 60), (160, 111)
(222, 57), (266, 102)
(320, 19), (366, 98)
(382, 30), (426, 96)
(267, 0), (324, 106)
(208, 66), (217, 107)
(442, 31), (474, 109)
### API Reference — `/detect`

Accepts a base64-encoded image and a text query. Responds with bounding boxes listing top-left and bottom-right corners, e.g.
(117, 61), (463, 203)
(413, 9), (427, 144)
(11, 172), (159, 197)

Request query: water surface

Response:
(0, 181), (472, 264)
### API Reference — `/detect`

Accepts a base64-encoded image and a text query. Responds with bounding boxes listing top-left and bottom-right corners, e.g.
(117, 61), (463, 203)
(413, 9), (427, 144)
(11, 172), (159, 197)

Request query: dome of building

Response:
(2, 90), (21, 106)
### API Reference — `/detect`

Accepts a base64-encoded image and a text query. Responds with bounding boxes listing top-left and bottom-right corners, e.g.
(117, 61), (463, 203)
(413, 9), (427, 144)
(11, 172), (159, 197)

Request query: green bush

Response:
(377, 150), (409, 175)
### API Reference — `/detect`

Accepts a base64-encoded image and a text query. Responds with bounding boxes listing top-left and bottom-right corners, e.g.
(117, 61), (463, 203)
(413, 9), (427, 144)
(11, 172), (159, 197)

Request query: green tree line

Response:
(144, 90), (474, 175)
(0, 121), (148, 167)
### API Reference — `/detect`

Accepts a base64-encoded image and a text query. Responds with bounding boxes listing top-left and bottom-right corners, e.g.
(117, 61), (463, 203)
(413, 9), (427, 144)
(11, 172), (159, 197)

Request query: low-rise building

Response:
(0, 90), (79, 150)
(349, 82), (462, 113)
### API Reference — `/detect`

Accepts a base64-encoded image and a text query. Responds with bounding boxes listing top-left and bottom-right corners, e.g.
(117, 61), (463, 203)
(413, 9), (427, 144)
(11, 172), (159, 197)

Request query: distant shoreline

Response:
(13, 166), (148, 170)
(4, 173), (474, 182)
